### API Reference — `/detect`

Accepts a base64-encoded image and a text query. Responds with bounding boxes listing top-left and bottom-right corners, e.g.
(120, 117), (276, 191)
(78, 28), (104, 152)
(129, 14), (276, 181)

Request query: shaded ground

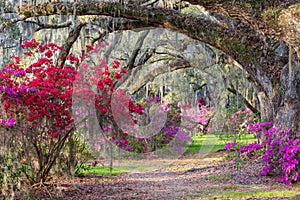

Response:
(13, 152), (300, 200)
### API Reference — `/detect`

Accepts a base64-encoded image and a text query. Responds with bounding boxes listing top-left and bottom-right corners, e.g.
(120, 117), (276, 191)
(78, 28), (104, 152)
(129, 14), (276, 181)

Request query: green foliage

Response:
(0, 147), (26, 197)
(261, 6), (280, 24)
(54, 132), (93, 177)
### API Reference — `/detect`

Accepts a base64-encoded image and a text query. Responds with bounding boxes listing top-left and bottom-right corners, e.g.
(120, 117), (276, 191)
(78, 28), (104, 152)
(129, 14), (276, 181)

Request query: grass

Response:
(205, 173), (231, 181)
(77, 133), (256, 175)
(185, 133), (256, 153)
(188, 186), (220, 198)
(186, 134), (222, 153)
(76, 164), (158, 176)
(113, 165), (157, 171)
(214, 189), (300, 198)
(184, 193), (202, 198)
(222, 184), (239, 190)
(76, 165), (126, 176)
(192, 184), (300, 199)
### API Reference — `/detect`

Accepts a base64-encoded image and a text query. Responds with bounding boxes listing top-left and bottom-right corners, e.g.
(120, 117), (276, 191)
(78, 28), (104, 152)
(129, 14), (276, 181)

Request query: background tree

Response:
(1, 0), (299, 133)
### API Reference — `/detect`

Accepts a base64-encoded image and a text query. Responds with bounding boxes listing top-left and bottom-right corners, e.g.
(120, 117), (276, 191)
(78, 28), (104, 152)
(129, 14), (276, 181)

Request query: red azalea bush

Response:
(0, 39), (137, 187)
(0, 39), (190, 191)
(0, 39), (81, 186)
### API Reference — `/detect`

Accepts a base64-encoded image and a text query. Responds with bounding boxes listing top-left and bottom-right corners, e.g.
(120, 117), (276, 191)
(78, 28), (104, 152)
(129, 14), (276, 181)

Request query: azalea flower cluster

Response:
(0, 38), (194, 186)
(4, 42), (78, 138)
(0, 39), (137, 141)
(257, 125), (300, 185)
(224, 121), (300, 185)
(117, 96), (191, 154)
(0, 38), (196, 181)
(0, 118), (16, 128)
(226, 108), (256, 133)
(180, 104), (214, 133)
(224, 141), (237, 152)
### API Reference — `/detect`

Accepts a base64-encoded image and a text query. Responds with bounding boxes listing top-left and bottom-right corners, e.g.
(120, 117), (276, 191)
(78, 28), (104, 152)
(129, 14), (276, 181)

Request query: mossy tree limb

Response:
(2, 0), (299, 132)
(13, 2), (286, 91)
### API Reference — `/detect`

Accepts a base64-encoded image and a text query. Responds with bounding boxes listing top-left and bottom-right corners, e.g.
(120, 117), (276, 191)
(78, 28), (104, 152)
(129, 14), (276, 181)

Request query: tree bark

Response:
(275, 52), (300, 133)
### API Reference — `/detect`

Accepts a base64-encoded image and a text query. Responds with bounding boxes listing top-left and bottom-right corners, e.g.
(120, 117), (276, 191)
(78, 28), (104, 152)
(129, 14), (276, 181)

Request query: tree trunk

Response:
(274, 52), (300, 134)
(256, 50), (300, 134)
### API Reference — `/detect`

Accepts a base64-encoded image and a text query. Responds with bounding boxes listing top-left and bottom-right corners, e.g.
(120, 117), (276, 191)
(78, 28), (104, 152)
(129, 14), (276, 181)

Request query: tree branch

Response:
(14, 1), (287, 93)
(0, 16), (26, 32)
(90, 18), (154, 43)
(185, 0), (300, 47)
(57, 22), (86, 68)
(23, 20), (72, 31)
(127, 30), (150, 69)
(227, 85), (260, 115)
(128, 59), (192, 94)
(5, 1), (299, 48)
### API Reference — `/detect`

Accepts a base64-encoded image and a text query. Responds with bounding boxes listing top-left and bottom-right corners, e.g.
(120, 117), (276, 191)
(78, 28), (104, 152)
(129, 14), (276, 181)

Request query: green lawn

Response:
(185, 133), (256, 153)
(214, 189), (299, 198)
(186, 186), (300, 199)
(76, 164), (157, 176)
(76, 165), (125, 176)
(77, 133), (256, 176)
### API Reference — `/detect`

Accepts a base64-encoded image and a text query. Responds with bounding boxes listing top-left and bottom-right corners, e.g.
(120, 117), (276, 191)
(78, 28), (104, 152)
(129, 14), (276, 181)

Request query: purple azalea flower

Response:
(7, 119), (16, 126)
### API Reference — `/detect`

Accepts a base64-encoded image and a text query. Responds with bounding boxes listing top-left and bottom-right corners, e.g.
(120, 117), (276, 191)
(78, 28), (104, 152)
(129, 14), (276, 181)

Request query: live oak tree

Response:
(1, 0), (299, 133)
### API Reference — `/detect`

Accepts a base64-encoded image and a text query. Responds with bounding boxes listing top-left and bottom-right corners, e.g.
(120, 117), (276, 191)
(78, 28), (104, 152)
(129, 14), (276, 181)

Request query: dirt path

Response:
(15, 152), (300, 200)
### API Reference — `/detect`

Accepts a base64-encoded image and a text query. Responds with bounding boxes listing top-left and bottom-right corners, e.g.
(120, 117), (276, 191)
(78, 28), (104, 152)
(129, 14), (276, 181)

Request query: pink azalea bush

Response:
(226, 108), (257, 133)
(225, 121), (300, 184)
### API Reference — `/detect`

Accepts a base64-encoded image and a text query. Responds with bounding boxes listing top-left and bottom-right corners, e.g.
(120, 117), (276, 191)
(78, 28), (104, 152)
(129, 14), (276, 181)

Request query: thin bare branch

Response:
(128, 59), (192, 94)
(0, 16), (26, 32)
(227, 85), (260, 115)
(57, 22), (86, 68)
(127, 30), (150, 69)
(23, 20), (72, 31)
